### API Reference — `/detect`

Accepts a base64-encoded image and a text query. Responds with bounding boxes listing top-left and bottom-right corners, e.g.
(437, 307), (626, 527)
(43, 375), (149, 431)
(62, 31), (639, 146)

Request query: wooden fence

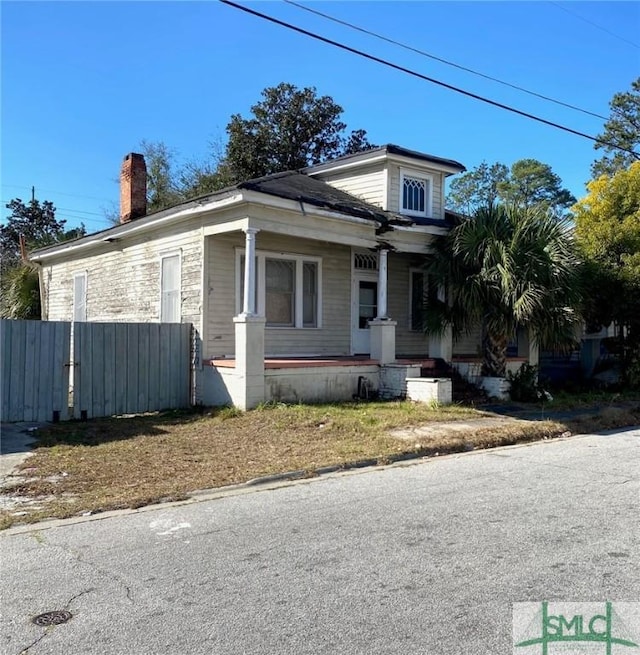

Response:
(1, 320), (71, 422)
(1, 320), (192, 422)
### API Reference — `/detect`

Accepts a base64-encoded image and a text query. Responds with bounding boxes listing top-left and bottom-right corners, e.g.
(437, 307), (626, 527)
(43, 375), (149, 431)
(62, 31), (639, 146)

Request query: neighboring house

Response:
(31, 145), (534, 409)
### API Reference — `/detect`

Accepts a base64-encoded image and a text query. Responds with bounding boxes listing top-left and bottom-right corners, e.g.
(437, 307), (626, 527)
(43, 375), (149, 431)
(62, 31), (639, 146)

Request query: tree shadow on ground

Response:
(32, 407), (223, 448)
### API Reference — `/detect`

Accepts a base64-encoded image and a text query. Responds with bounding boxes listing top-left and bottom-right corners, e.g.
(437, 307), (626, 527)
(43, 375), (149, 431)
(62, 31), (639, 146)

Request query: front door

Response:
(351, 274), (378, 354)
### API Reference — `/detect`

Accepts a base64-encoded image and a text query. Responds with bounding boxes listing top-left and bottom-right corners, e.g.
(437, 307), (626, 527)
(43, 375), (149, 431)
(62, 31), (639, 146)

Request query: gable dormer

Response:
(305, 144), (465, 221)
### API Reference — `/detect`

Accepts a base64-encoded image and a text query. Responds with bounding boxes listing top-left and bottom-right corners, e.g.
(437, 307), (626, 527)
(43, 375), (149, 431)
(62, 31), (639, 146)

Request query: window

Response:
(73, 272), (87, 322)
(161, 254), (181, 322)
(266, 258), (295, 326)
(401, 170), (433, 217)
(237, 250), (321, 328)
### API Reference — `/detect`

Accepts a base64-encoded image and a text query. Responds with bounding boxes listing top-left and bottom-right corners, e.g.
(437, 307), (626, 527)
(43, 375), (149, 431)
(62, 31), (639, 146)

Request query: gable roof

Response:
(305, 144), (466, 175)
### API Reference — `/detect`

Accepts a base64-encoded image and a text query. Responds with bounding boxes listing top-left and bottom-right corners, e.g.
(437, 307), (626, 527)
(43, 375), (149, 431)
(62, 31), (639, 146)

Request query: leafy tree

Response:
(592, 77), (640, 178)
(447, 159), (574, 217)
(140, 140), (185, 214)
(573, 162), (640, 385)
(497, 159), (575, 216)
(423, 204), (581, 377)
(1, 198), (85, 318)
(136, 84), (375, 214)
(219, 83), (375, 184)
(446, 161), (508, 215)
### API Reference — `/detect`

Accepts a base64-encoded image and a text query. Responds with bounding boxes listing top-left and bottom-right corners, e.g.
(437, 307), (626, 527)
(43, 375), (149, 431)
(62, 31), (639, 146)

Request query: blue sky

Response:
(2, 1), (639, 233)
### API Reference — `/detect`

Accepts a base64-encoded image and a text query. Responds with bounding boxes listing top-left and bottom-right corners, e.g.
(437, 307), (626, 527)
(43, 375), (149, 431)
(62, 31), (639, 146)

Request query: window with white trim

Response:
(160, 254), (181, 323)
(237, 250), (321, 328)
(401, 170), (433, 217)
(73, 272), (87, 322)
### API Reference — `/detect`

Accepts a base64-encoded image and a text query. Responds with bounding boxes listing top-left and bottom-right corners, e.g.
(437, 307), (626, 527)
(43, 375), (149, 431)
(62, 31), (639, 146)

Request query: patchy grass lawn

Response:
(1, 399), (638, 530)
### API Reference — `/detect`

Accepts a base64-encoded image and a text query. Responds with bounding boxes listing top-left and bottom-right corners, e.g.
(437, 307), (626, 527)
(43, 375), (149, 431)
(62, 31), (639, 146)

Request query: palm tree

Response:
(423, 203), (582, 377)
(0, 261), (41, 319)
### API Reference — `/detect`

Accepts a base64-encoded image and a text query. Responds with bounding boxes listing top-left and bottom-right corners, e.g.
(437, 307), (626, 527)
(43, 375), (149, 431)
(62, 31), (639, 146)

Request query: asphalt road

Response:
(1, 428), (638, 655)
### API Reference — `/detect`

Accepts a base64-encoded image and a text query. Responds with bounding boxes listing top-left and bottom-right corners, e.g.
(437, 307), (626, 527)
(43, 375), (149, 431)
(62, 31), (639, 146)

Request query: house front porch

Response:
(201, 354), (454, 408)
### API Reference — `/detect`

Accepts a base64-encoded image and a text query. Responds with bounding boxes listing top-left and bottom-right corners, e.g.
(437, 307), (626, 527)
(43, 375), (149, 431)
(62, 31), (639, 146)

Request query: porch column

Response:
(370, 248), (396, 364)
(234, 226), (265, 410)
(376, 248), (388, 320)
(233, 315), (266, 410)
(241, 227), (259, 316)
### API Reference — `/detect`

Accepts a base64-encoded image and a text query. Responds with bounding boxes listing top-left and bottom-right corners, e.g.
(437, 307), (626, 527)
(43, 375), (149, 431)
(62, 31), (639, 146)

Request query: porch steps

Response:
(418, 359), (489, 405)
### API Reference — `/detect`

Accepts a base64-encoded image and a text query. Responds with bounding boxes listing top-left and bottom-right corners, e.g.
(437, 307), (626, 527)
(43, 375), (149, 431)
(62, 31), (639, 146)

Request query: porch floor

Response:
(205, 356), (442, 370)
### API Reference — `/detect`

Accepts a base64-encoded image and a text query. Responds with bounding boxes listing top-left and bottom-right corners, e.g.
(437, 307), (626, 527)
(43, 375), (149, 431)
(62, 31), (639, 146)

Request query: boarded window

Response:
(73, 273), (87, 322)
(161, 255), (180, 323)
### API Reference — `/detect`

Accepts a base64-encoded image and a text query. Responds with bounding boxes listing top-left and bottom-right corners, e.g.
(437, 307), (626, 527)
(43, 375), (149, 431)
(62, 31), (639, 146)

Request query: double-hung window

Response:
(401, 169), (433, 218)
(237, 250), (321, 328)
(160, 253), (181, 323)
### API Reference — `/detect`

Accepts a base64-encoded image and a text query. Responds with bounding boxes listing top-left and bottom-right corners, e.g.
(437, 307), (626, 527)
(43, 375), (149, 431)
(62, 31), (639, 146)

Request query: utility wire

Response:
(283, 0), (608, 121)
(1, 183), (113, 203)
(220, 0), (639, 158)
(549, 1), (640, 50)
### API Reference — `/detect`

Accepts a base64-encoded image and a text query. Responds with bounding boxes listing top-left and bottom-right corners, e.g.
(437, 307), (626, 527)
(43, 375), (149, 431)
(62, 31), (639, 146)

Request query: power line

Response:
(1, 200), (110, 226)
(1, 183), (113, 203)
(549, 1), (640, 50)
(220, 0), (639, 158)
(283, 0), (608, 121)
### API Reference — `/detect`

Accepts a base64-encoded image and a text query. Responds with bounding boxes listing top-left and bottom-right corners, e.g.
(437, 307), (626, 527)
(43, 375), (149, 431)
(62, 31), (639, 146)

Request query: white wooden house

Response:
(31, 146), (533, 409)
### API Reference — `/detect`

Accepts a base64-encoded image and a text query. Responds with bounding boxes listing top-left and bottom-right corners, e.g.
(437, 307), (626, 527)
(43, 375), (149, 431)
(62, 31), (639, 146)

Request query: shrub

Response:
(507, 364), (552, 403)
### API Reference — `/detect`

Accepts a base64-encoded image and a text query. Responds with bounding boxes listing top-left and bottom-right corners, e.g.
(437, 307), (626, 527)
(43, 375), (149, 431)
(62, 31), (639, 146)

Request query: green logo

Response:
(514, 602), (639, 654)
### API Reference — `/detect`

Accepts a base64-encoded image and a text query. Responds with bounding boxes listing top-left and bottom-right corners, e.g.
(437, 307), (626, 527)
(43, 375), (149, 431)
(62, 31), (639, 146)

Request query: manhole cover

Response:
(32, 610), (72, 626)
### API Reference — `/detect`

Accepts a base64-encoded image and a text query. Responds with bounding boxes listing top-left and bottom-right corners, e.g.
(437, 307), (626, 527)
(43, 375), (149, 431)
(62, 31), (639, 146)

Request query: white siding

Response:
(206, 233), (352, 358)
(315, 163), (387, 209)
(388, 163), (444, 219)
(42, 221), (203, 332)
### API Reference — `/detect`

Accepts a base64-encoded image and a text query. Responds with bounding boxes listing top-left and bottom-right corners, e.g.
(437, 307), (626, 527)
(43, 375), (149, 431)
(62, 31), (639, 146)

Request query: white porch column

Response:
(376, 248), (388, 320)
(370, 248), (396, 363)
(233, 315), (266, 410)
(233, 226), (265, 410)
(241, 227), (259, 316)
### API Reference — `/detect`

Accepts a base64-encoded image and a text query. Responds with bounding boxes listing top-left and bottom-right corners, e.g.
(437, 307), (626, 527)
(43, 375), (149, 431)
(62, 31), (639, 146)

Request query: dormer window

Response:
(401, 169), (433, 217)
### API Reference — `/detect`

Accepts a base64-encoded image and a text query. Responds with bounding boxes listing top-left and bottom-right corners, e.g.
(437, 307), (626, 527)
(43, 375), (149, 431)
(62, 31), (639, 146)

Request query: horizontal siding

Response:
(389, 253), (431, 356)
(453, 324), (483, 356)
(43, 222), (203, 332)
(316, 164), (386, 209)
(388, 163), (444, 220)
(206, 233), (352, 358)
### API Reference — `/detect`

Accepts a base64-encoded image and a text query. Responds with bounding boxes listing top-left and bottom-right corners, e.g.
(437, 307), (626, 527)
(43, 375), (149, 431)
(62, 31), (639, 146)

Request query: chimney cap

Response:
(124, 152), (145, 162)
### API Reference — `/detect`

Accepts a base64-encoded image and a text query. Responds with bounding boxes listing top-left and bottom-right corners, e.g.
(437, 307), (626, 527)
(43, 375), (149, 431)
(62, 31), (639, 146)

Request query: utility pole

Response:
(31, 186), (35, 202)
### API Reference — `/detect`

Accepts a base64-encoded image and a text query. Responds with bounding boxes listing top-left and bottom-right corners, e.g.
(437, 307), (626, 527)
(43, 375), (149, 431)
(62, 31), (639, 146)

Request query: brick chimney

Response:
(120, 153), (147, 223)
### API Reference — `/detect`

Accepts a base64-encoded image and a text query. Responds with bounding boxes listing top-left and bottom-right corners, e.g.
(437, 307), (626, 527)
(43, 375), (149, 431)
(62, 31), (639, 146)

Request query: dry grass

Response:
(1, 400), (638, 530)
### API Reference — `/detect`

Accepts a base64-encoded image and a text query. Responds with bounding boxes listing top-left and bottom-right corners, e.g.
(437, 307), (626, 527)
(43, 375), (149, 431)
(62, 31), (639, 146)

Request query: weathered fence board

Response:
(2, 320), (192, 422)
(0, 320), (71, 422)
(72, 322), (191, 419)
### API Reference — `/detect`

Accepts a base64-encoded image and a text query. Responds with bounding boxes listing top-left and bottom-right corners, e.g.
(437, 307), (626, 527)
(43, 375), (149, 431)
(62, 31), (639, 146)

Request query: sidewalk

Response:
(0, 423), (44, 479)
